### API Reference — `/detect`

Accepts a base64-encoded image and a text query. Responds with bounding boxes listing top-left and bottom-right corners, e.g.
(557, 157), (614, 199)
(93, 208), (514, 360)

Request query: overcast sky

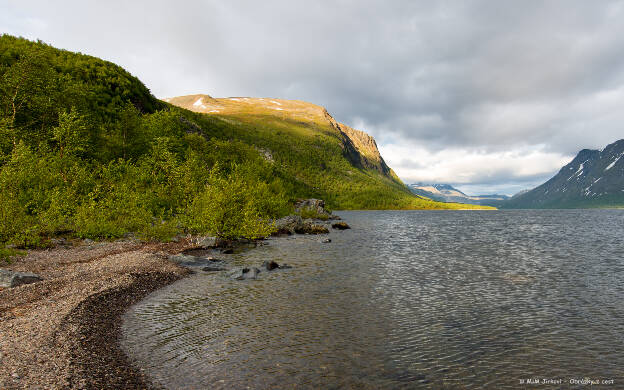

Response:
(3, 0), (624, 195)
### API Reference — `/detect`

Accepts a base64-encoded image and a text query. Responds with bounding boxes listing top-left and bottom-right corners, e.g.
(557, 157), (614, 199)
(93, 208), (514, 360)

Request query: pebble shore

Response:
(0, 240), (194, 389)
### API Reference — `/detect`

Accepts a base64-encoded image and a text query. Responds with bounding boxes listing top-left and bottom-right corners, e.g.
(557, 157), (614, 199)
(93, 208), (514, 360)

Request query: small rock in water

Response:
(262, 260), (280, 271)
(321, 238), (332, 243)
(221, 248), (234, 254)
(331, 222), (350, 230)
(230, 267), (261, 280)
(168, 254), (195, 264)
(169, 254), (226, 270)
(278, 264), (293, 269)
(202, 265), (227, 272)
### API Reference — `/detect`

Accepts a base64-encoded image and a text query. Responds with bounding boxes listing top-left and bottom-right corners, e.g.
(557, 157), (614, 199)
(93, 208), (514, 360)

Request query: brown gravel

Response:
(0, 240), (194, 389)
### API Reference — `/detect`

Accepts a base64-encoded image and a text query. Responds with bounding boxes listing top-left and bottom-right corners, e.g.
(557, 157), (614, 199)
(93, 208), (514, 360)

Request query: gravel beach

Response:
(0, 240), (193, 389)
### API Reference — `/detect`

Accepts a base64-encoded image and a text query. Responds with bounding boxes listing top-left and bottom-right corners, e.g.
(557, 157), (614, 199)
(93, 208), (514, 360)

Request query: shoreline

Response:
(0, 239), (195, 389)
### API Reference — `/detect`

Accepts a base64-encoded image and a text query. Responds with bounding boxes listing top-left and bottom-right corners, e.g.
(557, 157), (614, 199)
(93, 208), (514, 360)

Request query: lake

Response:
(121, 210), (624, 389)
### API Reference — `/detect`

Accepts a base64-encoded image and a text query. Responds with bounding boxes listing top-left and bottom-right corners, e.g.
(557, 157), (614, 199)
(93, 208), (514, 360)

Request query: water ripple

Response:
(122, 210), (624, 389)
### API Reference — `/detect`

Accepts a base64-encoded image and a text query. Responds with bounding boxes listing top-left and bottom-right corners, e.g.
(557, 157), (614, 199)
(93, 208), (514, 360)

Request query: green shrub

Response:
(0, 247), (26, 264)
(183, 165), (286, 239)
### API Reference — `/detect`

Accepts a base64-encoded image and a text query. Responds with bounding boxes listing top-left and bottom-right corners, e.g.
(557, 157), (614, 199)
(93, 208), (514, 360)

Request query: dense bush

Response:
(0, 35), (483, 257)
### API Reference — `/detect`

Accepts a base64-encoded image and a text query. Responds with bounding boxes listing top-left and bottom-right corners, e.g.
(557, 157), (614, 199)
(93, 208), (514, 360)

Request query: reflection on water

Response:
(122, 210), (624, 389)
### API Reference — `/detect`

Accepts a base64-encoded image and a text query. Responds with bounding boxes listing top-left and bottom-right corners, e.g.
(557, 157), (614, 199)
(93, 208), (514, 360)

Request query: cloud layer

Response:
(3, 0), (624, 194)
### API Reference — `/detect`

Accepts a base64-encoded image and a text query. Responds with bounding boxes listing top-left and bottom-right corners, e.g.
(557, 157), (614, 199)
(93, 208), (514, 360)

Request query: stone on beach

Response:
(195, 236), (217, 248)
(202, 265), (227, 272)
(168, 254), (225, 270)
(0, 269), (43, 288)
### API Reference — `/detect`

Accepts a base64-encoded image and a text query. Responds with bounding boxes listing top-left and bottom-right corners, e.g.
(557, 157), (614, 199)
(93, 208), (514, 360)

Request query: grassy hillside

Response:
(0, 35), (488, 254)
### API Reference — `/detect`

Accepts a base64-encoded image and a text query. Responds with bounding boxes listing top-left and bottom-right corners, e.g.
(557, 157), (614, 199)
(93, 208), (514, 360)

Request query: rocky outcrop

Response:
(0, 269), (43, 288)
(338, 123), (393, 176)
(296, 221), (329, 234)
(294, 199), (330, 217)
(274, 215), (304, 235)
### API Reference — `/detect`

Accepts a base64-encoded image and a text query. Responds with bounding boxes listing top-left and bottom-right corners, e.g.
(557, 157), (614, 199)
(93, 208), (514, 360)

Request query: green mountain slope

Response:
(165, 94), (476, 210)
(0, 35), (489, 250)
(502, 139), (624, 209)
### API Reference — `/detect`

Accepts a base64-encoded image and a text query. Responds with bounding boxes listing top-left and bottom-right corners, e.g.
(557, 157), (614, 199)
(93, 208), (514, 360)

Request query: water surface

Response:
(122, 210), (624, 389)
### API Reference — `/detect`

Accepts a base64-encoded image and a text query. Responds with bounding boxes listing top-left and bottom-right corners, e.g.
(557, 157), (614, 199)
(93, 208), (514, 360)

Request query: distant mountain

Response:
(408, 183), (509, 206)
(503, 139), (624, 208)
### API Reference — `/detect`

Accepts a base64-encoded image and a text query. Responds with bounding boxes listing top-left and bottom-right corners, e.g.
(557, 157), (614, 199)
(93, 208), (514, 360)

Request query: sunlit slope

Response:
(167, 94), (494, 210)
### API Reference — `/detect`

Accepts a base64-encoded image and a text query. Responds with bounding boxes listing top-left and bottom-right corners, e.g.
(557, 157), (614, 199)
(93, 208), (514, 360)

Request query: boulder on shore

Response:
(195, 236), (217, 248)
(169, 254), (225, 269)
(0, 269), (43, 288)
(332, 222), (351, 230)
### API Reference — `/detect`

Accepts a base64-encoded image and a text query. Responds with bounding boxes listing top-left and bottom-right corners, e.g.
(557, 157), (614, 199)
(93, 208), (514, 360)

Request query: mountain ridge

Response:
(502, 139), (624, 208)
(166, 94), (402, 184)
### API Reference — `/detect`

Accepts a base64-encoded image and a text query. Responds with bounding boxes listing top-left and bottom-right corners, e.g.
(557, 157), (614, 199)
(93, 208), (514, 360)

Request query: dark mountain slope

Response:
(503, 139), (624, 208)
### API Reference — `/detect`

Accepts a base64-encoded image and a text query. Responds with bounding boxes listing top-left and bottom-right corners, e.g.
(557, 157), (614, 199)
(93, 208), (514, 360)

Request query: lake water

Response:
(121, 210), (624, 389)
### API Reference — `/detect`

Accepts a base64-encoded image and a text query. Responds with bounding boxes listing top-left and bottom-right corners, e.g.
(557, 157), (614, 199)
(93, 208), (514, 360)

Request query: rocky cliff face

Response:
(503, 139), (624, 208)
(338, 122), (393, 176)
(167, 94), (401, 184)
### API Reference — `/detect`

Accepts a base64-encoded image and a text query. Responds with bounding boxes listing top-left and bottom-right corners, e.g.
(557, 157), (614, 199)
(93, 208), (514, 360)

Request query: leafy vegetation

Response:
(0, 35), (487, 254)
